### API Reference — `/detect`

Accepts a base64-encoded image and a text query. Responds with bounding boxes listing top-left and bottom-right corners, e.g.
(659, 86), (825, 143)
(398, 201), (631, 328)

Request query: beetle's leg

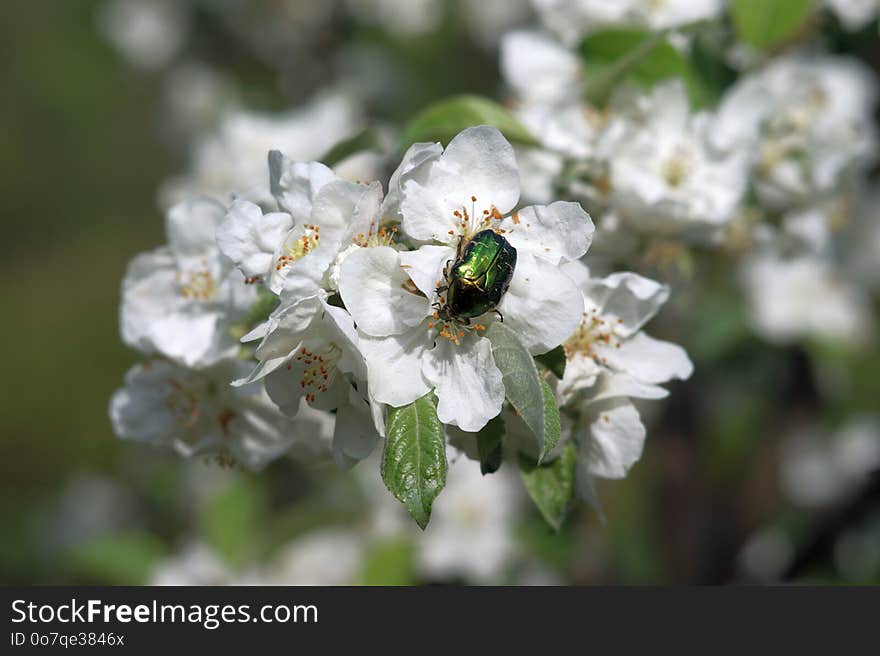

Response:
(491, 309), (504, 322)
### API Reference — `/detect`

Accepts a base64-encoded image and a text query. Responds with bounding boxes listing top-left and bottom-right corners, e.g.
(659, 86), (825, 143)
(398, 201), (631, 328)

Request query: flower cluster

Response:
(110, 120), (692, 525)
(109, 0), (880, 533)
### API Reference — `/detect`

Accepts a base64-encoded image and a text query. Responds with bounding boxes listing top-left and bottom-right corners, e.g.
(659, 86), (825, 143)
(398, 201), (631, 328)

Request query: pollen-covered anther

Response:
(217, 409), (236, 434)
(428, 316), (487, 345)
(179, 270), (216, 300)
(291, 344), (342, 404)
(563, 311), (619, 362)
(276, 226), (320, 270)
(353, 224), (397, 248)
(166, 379), (200, 428)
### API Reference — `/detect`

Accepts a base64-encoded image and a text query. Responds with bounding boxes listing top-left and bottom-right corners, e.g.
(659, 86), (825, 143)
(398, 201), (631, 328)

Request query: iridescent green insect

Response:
(435, 229), (517, 324)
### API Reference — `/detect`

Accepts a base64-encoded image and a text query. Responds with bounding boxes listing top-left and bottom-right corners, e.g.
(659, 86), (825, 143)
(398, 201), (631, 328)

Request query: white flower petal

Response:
(338, 246), (430, 337)
(333, 393), (380, 468)
(579, 399), (646, 480)
(272, 179), (381, 298)
(217, 200), (293, 279)
(556, 352), (601, 405)
(500, 30), (581, 103)
(119, 248), (239, 368)
(380, 141), (443, 221)
(499, 252), (584, 354)
(595, 331), (694, 384)
(590, 371), (669, 402)
(498, 201), (594, 264)
(262, 358), (305, 415)
(400, 126), (520, 242)
(398, 244), (456, 298)
(422, 336), (504, 432)
(253, 296), (322, 360)
(268, 153), (336, 219)
(580, 271), (670, 338)
(359, 329), (431, 407)
(109, 361), (179, 442)
(165, 197), (226, 257)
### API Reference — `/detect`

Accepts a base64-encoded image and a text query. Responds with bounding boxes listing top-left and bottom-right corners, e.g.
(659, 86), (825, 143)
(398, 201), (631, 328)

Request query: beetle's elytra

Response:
(437, 229), (517, 323)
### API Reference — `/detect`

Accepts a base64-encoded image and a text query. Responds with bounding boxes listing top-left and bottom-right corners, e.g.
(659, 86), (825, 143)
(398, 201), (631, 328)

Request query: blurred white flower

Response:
(344, 0), (446, 37)
(120, 198), (256, 369)
(268, 528), (364, 585)
(741, 251), (874, 345)
(531, 0), (724, 45)
(848, 186), (880, 292)
(605, 81), (750, 234)
(97, 0), (189, 70)
(713, 54), (878, 210)
(161, 92), (364, 207)
(151, 542), (232, 585)
(417, 459), (522, 583)
(109, 359), (302, 470)
(161, 62), (237, 138)
(825, 0), (879, 30)
(737, 527), (793, 583)
(459, 0), (533, 47)
(500, 29), (601, 170)
(781, 419), (880, 509)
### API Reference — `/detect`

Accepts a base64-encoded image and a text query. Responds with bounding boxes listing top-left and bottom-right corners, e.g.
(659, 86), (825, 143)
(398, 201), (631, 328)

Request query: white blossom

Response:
(713, 54), (878, 210)
(97, 0), (188, 70)
(120, 197), (255, 369)
(555, 260), (692, 506)
(161, 92), (365, 207)
(339, 126), (594, 431)
(416, 459), (522, 583)
(109, 359), (302, 470)
(781, 418), (880, 509)
(740, 251), (874, 345)
(531, 0), (724, 46)
(604, 81), (750, 234)
(825, 0), (879, 30)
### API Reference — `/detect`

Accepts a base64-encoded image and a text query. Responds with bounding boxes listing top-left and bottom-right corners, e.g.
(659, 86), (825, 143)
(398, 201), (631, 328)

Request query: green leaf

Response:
(69, 531), (166, 585)
(535, 345), (567, 379)
(518, 443), (577, 531)
(381, 392), (448, 529)
(730, 0), (816, 50)
(201, 477), (264, 567)
(401, 95), (539, 150)
(580, 29), (706, 107)
(320, 128), (386, 168)
(540, 377), (561, 456)
(484, 322), (561, 462)
(476, 415), (505, 475)
(359, 538), (417, 586)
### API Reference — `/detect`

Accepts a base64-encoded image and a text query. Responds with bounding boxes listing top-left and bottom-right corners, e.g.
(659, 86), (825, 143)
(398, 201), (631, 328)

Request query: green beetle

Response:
(435, 229), (517, 324)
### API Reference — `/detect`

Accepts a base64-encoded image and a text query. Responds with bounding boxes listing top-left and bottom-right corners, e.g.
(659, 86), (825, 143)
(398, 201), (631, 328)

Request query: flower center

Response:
(166, 378), (201, 427)
(449, 194), (504, 241)
(178, 269), (216, 301)
(661, 148), (692, 188)
(288, 343), (343, 404)
(563, 309), (622, 364)
(426, 310), (487, 346)
(352, 224), (397, 248)
(275, 224), (321, 271)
